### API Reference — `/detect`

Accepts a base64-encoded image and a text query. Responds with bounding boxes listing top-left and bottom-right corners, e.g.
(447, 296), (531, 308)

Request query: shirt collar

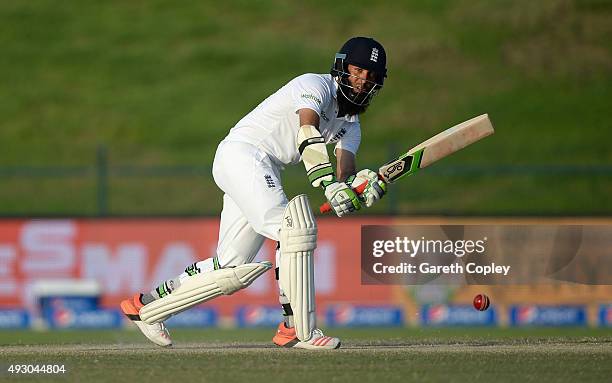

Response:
(330, 74), (339, 100)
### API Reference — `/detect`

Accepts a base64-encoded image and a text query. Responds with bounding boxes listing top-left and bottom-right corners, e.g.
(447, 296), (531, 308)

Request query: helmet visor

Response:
(334, 61), (383, 106)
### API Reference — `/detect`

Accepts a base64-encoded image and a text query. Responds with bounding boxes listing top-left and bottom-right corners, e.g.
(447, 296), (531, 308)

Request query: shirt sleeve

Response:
(334, 122), (361, 156)
(290, 74), (332, 117)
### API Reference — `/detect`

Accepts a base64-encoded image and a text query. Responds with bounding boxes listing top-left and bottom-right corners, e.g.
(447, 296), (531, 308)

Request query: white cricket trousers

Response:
(211, 140), (288, 268)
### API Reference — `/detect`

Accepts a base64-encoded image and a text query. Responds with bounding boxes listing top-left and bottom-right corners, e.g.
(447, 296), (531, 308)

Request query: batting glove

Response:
(350, 169), (387, 208)
(323, 181), (361, 217)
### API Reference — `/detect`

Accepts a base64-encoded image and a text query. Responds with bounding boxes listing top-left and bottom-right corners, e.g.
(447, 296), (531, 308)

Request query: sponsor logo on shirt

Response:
(301, 93), (322, 105)
(329, 128), (347, 143)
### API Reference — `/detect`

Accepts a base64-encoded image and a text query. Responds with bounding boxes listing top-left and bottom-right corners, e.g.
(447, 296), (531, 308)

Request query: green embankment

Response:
(1, 1), (610, 215)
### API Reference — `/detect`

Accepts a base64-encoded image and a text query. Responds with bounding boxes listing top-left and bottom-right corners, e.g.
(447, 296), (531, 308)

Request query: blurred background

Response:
(0, 0), (610, 331)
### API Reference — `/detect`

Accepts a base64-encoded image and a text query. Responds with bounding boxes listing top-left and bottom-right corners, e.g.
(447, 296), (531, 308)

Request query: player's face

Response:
(346, 64), (377, 94)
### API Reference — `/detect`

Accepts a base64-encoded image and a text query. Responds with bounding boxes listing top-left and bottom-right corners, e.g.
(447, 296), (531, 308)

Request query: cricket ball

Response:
(473, 294), (490, 311)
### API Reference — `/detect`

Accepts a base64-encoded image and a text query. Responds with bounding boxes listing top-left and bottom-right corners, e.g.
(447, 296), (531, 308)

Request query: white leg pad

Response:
(140, 261), (272, 324)
(279, 194), (318, 341)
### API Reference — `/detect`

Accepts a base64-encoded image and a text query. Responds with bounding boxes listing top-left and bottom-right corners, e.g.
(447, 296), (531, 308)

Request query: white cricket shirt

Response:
(224, 73), (361, 165)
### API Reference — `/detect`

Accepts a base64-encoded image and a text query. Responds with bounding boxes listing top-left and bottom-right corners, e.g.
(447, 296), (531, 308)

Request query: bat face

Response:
(319, 114), (494, 213)
(378, 114), (494, 183)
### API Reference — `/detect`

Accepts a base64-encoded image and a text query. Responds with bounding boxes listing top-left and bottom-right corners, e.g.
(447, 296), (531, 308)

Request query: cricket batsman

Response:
(121, 36), (388, 349)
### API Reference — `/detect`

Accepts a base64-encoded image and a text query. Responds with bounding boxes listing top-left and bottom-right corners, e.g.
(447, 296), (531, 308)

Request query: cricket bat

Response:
(320, 114), (495, 213)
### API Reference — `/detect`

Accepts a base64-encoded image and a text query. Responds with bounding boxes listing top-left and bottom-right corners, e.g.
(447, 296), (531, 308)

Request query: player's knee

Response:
(217, 237), (265, 268)
(250, 208), (284, 240)
(216, 248), (248, 268)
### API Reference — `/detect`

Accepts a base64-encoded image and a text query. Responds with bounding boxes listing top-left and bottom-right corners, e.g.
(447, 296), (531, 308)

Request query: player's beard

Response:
(336, 83), (369, 117)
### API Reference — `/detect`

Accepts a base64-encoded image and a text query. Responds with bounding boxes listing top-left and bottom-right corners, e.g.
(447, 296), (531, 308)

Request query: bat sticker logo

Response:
(383, 157), (411, 181)
(384, 161), (404, 179)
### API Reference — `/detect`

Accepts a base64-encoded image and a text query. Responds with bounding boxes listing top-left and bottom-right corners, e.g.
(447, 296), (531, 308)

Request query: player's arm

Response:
(335, 148), (356, 182)
(297, 108), (360, 216)
(297, 109), (330, 186)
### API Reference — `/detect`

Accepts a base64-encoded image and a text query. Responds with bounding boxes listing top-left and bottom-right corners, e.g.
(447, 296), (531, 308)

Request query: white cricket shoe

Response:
(121, 294), (172, 347)
(272, 322), (341, 350)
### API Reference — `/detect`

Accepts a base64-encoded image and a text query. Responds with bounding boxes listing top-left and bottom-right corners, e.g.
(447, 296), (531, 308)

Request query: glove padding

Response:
(323, 181), (361, 217)
(350, 169), (387, 208)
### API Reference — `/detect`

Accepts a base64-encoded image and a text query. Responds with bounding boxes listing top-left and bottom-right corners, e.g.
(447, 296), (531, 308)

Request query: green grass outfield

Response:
(1, 328), (611, 382)
(1, 1), (611, 216)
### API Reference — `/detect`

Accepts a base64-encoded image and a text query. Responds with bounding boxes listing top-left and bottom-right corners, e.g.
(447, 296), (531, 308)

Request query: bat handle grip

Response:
(319, 180), (368, 214)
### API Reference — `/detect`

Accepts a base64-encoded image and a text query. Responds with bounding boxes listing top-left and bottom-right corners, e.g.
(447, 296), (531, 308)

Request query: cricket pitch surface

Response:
(1, 328), (610, 382)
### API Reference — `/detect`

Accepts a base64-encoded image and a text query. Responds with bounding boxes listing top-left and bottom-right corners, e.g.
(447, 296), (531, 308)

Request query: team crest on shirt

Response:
(321, 111), (329, 122)
(329, 128), (347, 143)
(264, 174), (275, 188)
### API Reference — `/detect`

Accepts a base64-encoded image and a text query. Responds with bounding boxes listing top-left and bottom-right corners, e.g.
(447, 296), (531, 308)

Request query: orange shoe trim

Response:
(132, 294), (145, 310)
(120, 295), (142, 321)
(273, 322), (299, 347)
